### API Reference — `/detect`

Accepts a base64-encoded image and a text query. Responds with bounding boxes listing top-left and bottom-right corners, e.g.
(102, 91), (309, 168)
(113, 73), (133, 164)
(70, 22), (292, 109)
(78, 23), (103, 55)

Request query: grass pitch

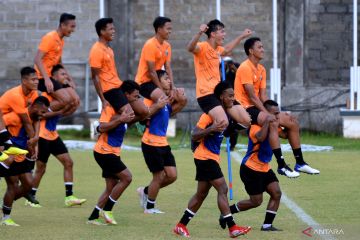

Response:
(1, 140), (359, 239)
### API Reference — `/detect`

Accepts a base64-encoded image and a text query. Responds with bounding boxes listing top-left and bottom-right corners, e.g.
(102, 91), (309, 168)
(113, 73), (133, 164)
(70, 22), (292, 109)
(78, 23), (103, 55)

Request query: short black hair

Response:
(156, 70), (167, 80)
(95, 18), (113, 37)
(205, 19), (225, 38)
(244, 37), (261, 56)
(120, 80), (140, 94)
(59, 13), (76, 25)
(263, 99), (279, 110)
(32, 96), (50, 108)
(20, 66), (36, 78)
(51, 64), (64, 76)
(214, 81), (232, 100)
(153, 16), (171, 33)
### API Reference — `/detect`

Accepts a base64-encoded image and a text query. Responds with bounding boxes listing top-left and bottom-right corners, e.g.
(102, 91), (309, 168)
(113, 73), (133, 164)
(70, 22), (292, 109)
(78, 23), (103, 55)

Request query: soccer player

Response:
(30, 65), (86, 207)
(187, 19), (252, 131)
(34, 13), (79, 113)
(1, 96), (49, 226)
(87, 80), (141, 225)
(173, 81), (251, 238)
(220, 100), (284, 231)
(90, 18), (146, 123)
(135, 17), (186, 107)
(234, 37), (319, 176)
(137, 70), (186, 214)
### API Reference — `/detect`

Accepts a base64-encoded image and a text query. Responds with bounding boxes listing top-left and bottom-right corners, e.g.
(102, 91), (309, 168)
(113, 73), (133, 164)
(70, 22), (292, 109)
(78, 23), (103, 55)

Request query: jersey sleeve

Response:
(89, 47), (103, 69)
(99, 106), (114, 123)
(143, 42), (157, 62)
(260, 68), (267, 89)
(196, 114), (212, 129)
(166, 45), (172, 62)
(238, 65), (254, 85)
(38, 34), (53, 53)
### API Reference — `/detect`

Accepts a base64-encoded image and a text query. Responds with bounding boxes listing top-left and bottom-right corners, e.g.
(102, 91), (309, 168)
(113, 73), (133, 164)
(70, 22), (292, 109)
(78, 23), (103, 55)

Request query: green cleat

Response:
(86, 218), (108, 226)
(3, 146), (28, 156)
(25, 200), (42, 208)
(100, 210), (117, 225)
(1, 218), (20, 226)
(65, 195), (87, 207)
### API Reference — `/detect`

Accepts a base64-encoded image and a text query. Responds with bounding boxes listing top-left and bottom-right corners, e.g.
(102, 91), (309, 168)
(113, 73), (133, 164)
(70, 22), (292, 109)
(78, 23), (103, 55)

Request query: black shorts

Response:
(197, 94), (221, 114)
(38, 78), (64, 93)
(38, 137), (68, 163)
(240, 164), (279, 195)
(0, 163), (9, 177)
(103, 87), (128, 112)
(141, 142), (176, 173)
(194, 159), (223, 181)
(93, 151), (127, 179)
(139, 82), (158, 100)
(5, 159), (34, 177)
(246, 106), (261, 125)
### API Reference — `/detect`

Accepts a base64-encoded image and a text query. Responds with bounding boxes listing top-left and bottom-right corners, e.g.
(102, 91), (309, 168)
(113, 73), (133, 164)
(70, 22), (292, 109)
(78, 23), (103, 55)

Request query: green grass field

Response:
(1, 134), (360, 239)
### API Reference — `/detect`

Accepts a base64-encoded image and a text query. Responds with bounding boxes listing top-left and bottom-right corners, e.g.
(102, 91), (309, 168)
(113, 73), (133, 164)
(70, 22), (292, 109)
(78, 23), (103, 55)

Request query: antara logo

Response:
(302, 227), (345, 237)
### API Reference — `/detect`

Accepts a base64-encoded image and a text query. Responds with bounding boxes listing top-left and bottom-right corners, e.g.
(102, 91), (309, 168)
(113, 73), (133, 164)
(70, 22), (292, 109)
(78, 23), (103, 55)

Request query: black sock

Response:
(230, 204), (240, 214)
(65, 183), (73, 197)
(292, 148), (307, 165)
(103, 197), (116, 211)
(88, 206), (101, 220)
(273, 148), (286, 168)
(144, 186), (149, 195)
(179, 208), (195, 226)
(30, 188), (37, 197)
(223, 214), (236, 228)
(146, 198), (155, 209)
(2, 205), (11, 215)
(263, 210), (277, 225)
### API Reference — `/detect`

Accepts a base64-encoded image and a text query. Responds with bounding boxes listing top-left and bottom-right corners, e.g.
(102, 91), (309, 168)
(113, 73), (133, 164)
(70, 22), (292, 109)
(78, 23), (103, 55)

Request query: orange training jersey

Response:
(135, 37), (172, 85)
(234, 59), (266, 108)
(89, 41), (122, 93)
(0, 85), (38, 115)
(193, 114), (224, 162)
(39, 93), (59, 140)
(94, 106), (127, 156)
(35, 31), (64, 78)
(193, 41), (224, 98)
(242, 125), (272, 172)
(3, 111), (29, 150)
(141, 99), (171, 147)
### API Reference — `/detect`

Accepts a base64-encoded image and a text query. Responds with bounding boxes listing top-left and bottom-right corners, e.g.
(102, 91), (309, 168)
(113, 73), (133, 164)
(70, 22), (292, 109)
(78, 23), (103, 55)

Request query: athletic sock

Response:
(2, 205), (11, 219)
(273, 148), (286, 168)
(292, 148), (307, 165)
(146, 198), (155, 209)
(65, 182), (73, 197)
(88, 205), (101, 220)
(179, 208), (195, 226)
(229, 203), (240, 214)
(103, 196), (116, 211)
(263, 210), (277, 226)
(223, 213), (236, 228)
(144, 186), (149, 195)
(30, 188), (38, 197)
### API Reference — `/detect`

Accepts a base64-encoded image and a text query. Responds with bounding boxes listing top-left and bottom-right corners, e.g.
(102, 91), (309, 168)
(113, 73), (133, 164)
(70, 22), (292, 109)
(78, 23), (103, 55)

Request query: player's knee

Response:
(273, 189), (282, 201)
(196, 191), (209, 201)
(64, 159), (73, 169)
(36, 164), (47, 175)
(250, 197), (263, 207)
(122, 172), (132, 186)
(167, 173), (177, 184)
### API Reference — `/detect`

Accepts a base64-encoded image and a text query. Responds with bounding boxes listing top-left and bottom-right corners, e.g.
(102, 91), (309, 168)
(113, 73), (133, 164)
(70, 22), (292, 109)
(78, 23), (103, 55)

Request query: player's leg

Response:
(278, 112), (320, 174)
(144, 171), (164, 213)
(226, 104), (251, 128)
(198, 94), (229, 127)
(1, 175), (20, 226)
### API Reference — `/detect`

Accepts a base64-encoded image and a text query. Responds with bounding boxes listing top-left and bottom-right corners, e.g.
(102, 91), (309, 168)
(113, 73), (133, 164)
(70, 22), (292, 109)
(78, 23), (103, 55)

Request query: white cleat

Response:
(277, 165), (300, 178)
(144, 208), (165, 214)
(294, 164), (320, 174)
(136, 187), (147, 209)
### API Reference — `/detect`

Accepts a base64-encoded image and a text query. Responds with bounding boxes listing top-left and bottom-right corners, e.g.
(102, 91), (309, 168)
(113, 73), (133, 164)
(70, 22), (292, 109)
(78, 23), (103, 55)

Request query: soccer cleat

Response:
(25, 200), (42, 208)
(173, 223), (190, 238)
(3, 146), (28, 156)
(1, 218), (20, 226)
(229, 225), (251, 238)
(24, 193), (40, 205)
(86, 218), (108, 226)
(144, 208), (165, 214)
(277, 165), (300, 178)
(65, 195), (87, 207)
(0, 152), (9, 162)
(261, 225), (282, 231)
(136, 187), (147, 209)
(294, 164), (320, 175)
(101, 210), (117, 225)
(219, 214), (226, 229)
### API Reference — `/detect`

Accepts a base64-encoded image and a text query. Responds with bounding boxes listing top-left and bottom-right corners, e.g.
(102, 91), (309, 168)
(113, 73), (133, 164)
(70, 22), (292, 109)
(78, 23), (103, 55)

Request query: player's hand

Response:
(199, 24), (209, 34)
(211, 120), (227, 132)
(27, 137), (39, 147)
(44, 77), (54, 93)
(265, 113), (276, 123)
(156, 95), (169, 109)
(241, 28), (253, 38)
(118, 106), (135, 123)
